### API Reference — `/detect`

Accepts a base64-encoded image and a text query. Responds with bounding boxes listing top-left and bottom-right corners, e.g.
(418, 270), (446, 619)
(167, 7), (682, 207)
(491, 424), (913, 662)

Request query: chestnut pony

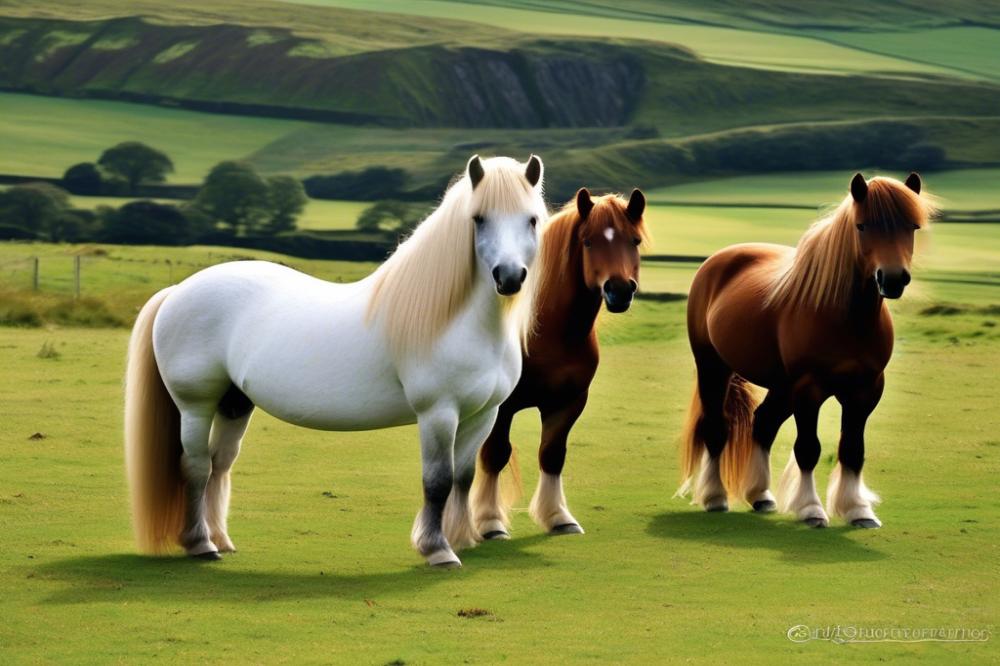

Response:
(679, 173), (933, 528)
(473, 188), (647, 539)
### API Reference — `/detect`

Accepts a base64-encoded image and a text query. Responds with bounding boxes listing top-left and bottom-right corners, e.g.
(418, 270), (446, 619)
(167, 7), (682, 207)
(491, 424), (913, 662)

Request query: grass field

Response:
(1, 253), (998, 662)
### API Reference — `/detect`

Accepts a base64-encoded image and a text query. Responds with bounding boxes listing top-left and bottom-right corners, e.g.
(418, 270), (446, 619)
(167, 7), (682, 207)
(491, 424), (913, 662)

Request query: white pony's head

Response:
(368, 154), (547, 357)
(466, 154), (546, 295)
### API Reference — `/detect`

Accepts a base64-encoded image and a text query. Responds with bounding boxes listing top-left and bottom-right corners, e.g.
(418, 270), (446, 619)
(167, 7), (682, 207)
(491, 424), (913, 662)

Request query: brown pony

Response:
(679, 173), (933, 528)
(472, 188), (647, 538)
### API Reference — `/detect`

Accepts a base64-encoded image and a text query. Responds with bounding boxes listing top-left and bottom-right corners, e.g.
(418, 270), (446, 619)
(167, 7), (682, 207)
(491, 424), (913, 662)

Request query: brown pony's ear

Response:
(525, 154), (542, 188)
(576, 187), (594, 219)
(905, 172), (922, 194)
(850, 172), (868, 202)
(468, 155), (485, 190)
(626, 188), (645, 222)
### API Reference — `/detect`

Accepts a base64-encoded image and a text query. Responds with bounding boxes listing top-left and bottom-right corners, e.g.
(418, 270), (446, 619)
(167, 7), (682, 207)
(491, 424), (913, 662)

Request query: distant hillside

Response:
(2, 15), (1000, 132)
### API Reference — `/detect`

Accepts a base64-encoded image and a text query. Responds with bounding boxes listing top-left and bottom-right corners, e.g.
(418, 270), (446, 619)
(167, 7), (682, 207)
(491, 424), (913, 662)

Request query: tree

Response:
(264, 175), (307, 234)
(195, 161), (270, 234)
(303, 166), (408, 200)
(0, 182), (71, 241)
(97, 142), (174, 194)
(356, 200), (429, 235)
(98, 201), (204, 245)
(62, 162), (104, 195)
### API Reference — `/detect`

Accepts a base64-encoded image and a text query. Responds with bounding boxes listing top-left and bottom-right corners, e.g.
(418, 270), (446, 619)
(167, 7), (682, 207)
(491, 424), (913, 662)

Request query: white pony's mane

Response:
(367, 157), (545, 357)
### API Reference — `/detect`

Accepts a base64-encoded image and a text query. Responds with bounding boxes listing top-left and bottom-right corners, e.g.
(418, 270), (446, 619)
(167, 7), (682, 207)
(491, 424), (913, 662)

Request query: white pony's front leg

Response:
(827, 464), (881, 527)
(411, 405), (462, 568)
(444, 407), (499, 551)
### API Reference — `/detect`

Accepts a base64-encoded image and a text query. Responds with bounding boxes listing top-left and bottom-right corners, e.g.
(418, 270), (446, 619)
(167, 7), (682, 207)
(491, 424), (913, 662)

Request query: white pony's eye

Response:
(473, 215), (485, 226)
(529, 216), (537, 228)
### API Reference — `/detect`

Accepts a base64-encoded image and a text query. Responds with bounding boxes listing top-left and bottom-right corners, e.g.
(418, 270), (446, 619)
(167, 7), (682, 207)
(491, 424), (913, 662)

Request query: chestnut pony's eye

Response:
(912, 223), (921, 231)
(473, 215), (484, 226)
(632, 237), (641, 246)
(583, 239), (592, 248)
(856, 223), (866, 231)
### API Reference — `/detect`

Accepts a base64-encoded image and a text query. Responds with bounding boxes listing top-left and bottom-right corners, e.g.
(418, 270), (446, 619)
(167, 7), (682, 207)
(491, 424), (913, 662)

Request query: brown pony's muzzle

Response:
(602, 278), (637, 313)
(875, 268), (910, 299)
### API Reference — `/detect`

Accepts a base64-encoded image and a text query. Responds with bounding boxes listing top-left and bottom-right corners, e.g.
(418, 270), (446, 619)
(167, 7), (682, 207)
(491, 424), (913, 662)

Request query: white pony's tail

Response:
(125, 287), (184, 554)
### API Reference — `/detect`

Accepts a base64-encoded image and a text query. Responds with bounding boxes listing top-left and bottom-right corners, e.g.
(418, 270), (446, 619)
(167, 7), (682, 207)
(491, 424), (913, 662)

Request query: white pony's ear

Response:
(525, 154), (542, 188)
(468, 155), (485, 190)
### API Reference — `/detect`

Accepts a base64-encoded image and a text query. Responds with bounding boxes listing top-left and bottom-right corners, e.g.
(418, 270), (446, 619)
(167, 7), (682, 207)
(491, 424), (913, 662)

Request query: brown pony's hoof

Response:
(549, 523), (584, 536)
(482, 530), (510, 540)
(851, 518), (881, 529)
(191, 551), (221, 561)
(752, 500), (777, 513)
(803, 517), (827, 528)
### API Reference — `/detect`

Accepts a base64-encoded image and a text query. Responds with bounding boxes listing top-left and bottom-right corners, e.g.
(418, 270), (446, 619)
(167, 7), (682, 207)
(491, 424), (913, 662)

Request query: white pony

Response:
(125, 155), (547, 568)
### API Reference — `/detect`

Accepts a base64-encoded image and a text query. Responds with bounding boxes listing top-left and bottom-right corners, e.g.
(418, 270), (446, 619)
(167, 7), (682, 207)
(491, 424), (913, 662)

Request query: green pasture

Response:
(0, 92), (305, 182)
(1, 266), (997, 662)
(291, 0), (967, 79)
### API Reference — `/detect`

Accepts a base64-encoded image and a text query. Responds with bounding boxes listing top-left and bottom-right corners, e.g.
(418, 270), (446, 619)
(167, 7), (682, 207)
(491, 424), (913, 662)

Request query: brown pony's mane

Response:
(768, 176), (935, 311)
(536, 194), (649, 310)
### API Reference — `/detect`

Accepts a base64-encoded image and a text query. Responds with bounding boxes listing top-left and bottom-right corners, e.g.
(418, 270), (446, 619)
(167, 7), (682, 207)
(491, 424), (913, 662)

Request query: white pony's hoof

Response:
(427, 549), (461, 568)
(477, 518), (509, 540)
(212, 535), (237, 553)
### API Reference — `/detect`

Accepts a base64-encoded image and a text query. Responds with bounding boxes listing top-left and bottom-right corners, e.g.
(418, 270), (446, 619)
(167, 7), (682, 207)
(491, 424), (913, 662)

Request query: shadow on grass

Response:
(646, 510), (887, 564)
(34, 534), (551, 605)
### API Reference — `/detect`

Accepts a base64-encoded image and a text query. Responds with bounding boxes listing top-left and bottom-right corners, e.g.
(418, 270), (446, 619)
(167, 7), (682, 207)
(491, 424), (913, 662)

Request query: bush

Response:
(62, 162), (104, 195)
(304, 167), (408, 200)
(99, 200), (207, 245)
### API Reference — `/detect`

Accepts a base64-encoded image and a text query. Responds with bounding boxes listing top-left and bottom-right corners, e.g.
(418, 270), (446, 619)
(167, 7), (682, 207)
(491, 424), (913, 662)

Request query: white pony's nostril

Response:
(519, 267), (527, 283)
(492, 267), (501, 284)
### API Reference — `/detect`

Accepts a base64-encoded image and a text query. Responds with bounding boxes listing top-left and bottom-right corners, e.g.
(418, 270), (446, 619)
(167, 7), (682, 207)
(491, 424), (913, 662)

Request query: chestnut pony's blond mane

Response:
(536, 194), (649, 310)
(367, 157), (544, 357)
(768, 176), (934, 311)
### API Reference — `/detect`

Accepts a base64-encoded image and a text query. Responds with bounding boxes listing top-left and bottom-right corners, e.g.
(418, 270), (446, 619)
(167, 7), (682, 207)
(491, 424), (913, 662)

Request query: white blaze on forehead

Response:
(603, 227), (615, 242)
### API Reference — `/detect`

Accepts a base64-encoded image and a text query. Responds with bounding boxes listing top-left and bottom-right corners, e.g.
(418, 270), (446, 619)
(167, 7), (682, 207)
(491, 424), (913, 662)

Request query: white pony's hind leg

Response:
(206, 409), (253, 553)
(178, 410), (220, 558)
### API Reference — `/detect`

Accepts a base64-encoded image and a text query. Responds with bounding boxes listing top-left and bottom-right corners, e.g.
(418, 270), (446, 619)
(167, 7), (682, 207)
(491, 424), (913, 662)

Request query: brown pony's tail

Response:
(678, 374), (758, 499)
(124, 287), (184, 554)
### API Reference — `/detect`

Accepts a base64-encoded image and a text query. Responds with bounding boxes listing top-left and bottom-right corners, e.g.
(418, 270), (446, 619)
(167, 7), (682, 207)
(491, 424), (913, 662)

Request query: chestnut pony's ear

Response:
(468, 155), (485, 190)
(626, 188), (645, 222)
(576, 187), (594, 219)
(905, 172), (922, 194)
(850, 172), (868, 202)
(525, 154), (542, 188)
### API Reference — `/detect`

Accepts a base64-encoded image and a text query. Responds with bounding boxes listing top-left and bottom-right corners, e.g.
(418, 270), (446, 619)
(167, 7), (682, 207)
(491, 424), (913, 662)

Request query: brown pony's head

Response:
(850, 172), (926, 299)
(573, 188), (647, 312)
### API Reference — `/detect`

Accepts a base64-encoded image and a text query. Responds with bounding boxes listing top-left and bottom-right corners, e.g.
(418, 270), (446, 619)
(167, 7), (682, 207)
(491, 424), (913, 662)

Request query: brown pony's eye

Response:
(632, 237), (641, 246)
(473, 215), (484, 226)
(856, 223), (866, 231)
(583, 239), (592, 248)
(912, 223), (921, 231)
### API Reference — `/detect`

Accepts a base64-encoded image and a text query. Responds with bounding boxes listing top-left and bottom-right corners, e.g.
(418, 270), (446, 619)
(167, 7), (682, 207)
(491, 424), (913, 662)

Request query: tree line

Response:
(0, 142), (307, 244)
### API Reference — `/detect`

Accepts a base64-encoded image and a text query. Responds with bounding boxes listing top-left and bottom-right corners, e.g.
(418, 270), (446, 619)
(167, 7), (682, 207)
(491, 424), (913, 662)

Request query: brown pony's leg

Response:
(745, 389), (791, 512)
(472, 403), (516, 539)
(691, 349), (734, 511)
(529, 392), (588, 534)
(777, 381), (829, 527)
(828, 374), (884, 528)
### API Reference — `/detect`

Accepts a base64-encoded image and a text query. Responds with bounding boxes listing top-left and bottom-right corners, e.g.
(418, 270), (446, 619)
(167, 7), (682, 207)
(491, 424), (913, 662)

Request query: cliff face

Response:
(0, 17), (646, 128)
